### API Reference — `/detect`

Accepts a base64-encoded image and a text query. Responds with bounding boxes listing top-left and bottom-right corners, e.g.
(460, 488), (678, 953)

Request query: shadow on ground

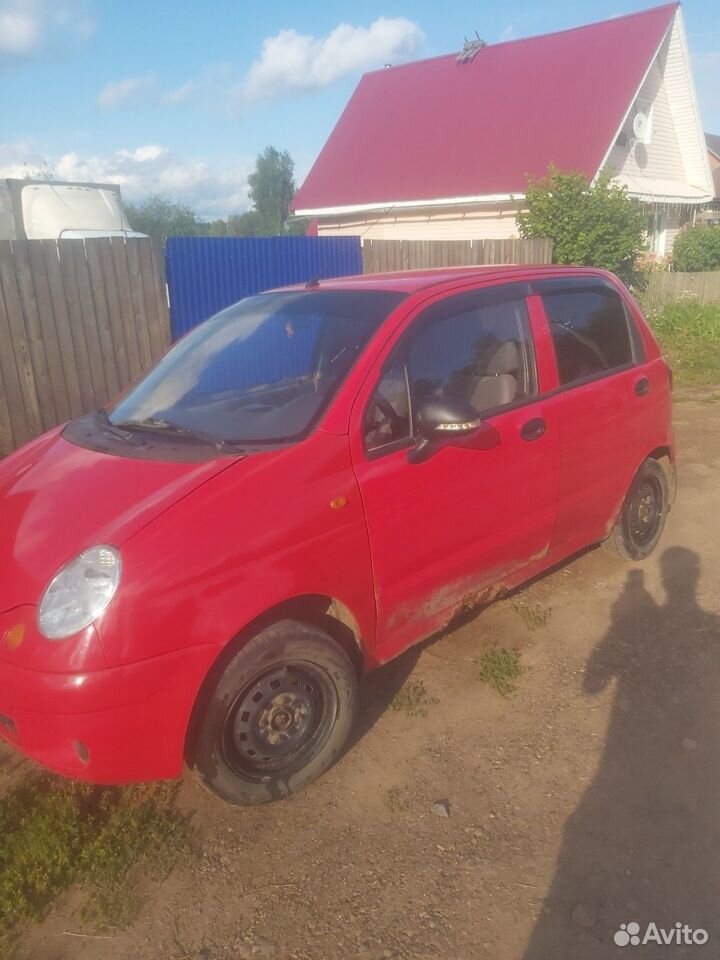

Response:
(523, 546), (720, 958)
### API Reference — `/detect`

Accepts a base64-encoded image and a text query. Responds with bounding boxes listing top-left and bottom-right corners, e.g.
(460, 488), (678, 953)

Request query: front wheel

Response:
(604, 458), (670, 561)
(194, 620), (358, 805)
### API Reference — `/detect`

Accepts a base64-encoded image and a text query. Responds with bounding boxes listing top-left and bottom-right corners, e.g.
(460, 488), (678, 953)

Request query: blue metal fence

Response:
(165, 236), (363, 341)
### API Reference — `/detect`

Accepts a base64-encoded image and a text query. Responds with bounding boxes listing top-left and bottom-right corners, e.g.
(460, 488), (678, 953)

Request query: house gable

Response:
(602, 8), (713, 203)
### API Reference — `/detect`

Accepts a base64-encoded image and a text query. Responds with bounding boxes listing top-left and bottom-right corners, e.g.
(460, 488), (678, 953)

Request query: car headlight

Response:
(38, 546), (122, 640)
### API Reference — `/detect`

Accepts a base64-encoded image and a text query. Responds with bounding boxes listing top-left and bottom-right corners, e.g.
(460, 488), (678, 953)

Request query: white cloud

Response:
(499, 25), (516, 43)
(98, 75), (155, 109)
(240, 17), (424, 102)
(0, 142), (253, 218)
(0, 0), (93, 60)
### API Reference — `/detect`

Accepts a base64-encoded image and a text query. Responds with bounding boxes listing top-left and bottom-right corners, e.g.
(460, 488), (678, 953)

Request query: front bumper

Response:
(0, 642), (218, 784)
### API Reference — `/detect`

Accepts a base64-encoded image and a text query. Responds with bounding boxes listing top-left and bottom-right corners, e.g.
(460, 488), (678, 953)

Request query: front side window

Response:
(364, 289), (536, 453)
(542, 288), (634, 386)
(110, 290), (405, 445)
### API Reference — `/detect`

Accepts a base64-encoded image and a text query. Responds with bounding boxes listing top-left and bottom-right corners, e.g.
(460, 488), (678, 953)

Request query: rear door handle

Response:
(635, 377), (650, 397)
(520, 417), (546, 442)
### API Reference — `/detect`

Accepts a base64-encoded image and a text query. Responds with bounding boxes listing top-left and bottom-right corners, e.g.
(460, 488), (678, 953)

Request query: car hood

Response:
(0, 429), (238, 610)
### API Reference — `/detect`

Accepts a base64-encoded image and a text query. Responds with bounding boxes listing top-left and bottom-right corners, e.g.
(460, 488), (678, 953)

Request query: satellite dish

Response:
(633, 111), (650, 143)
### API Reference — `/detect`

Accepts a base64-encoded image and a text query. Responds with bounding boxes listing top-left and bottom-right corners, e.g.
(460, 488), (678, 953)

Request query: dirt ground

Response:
(4, 392), (720, 960)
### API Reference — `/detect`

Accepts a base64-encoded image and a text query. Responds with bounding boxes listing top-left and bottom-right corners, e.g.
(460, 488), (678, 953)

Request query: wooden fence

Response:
(0, 237), (169, 457)
(645, 270), (720, 306)
(362, 238), (553, 274)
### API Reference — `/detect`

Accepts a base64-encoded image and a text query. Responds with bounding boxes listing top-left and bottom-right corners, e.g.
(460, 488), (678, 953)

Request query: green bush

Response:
(671, 226), (720, 273)
(517, 167), (646, 281)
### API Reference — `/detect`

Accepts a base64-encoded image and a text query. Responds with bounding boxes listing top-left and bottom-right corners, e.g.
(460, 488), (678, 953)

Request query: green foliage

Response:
(644, 299), (720, 384)
(475, 649), (523, 696)
(0, 776), (191, 947)
(517, 167), (646, 279)
(671, 226), (720, 273)
(390, 679), (439, 717)
(124, 194), (207, 242)
(247, 146), (297, 235)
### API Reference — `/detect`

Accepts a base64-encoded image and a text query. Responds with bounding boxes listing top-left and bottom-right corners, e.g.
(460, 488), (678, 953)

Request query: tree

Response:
(247, 147), (297, 235)
(124, 195), (207, 243)
(517, 167), (646, 279)
(671, 226), (720, 272)
(227, 210), (264, 236)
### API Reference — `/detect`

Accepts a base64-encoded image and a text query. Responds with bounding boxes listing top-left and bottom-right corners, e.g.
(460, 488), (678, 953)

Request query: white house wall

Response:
(317, 206), (521, 240)
(605, 44), (685, 189)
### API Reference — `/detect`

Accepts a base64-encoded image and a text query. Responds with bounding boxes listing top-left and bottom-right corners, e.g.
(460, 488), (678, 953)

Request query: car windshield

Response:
(109, 289), (405, 445)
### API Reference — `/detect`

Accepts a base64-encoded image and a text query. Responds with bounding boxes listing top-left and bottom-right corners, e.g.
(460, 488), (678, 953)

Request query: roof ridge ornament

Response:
(457, 33), (487, 64)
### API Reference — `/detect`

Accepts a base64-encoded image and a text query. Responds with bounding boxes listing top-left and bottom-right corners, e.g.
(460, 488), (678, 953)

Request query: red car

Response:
(0, 266), (674, 804)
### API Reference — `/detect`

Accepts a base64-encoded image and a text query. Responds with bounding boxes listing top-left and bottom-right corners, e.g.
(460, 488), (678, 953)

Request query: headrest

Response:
(485, 339), (519, 375)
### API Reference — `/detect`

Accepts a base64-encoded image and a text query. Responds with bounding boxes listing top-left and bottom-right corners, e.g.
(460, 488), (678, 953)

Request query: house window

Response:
(647, 211), (667, 256)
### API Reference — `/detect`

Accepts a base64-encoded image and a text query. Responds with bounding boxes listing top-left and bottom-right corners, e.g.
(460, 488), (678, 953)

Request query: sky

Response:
(1, 0), (718, 218)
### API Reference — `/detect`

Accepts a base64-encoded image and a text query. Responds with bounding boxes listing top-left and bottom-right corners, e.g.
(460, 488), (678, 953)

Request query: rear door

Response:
(532, 277), (650, 554)
(349, 282), (559, 663)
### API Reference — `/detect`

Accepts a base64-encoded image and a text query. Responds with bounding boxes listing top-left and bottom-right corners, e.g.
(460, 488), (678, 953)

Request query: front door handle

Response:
(635, 377), (650, 397)
(520, 417), (546, 442)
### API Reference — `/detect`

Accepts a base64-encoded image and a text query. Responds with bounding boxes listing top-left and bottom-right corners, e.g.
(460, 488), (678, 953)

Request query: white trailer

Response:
(0, 178), (145, 241)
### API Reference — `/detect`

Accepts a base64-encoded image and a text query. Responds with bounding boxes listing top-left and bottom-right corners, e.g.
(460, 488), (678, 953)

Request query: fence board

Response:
(27, 240), (72, 424)
(0, 241), (43, 439)
(12, 241), (57, 430)
(645, 271), (720, 306)
(362, 238), (553, 273)
(67, 240), (108, 402)
(0, 237), (170, 457)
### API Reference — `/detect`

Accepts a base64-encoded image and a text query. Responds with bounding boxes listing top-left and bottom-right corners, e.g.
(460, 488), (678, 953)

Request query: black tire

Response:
(194, 619), (358, 805)
(604, 458), (669, 561)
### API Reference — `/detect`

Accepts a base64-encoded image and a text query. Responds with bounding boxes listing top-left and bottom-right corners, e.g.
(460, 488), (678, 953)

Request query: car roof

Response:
(273, 264), (615, 296)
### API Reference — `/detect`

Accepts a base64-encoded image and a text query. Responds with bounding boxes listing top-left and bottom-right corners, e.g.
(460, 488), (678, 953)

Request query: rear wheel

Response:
(604, 458), (669, 561)
(194, 620), (358, 805)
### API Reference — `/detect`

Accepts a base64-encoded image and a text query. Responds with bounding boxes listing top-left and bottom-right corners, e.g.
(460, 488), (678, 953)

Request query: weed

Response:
(384, 787), (410, 813)
(511, 599), (552, 631)
(475, 649), (524, 696)
(390, 679), (439, 717)
(644, 300), (720, 385)
(0, 775), (192, 948)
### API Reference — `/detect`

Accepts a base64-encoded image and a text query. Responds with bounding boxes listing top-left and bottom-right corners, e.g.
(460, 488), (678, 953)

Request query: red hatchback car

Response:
(0, 266), (674, 804)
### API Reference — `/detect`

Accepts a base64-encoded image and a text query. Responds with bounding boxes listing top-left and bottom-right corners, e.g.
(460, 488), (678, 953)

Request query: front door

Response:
(350, 283), (559, 662)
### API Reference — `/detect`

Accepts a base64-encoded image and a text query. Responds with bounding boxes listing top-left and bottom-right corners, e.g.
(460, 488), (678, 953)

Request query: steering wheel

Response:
(367, 392), (404, 441)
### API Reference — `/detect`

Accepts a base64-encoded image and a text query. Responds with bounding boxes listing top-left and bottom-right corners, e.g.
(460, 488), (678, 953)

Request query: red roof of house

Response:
(293, 4), (678, 214)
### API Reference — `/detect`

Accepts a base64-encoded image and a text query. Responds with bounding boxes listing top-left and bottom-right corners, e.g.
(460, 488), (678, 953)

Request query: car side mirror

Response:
(408, 397), (482, 464)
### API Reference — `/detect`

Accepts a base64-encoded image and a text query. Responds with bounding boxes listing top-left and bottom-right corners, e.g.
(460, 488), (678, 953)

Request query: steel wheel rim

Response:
(627, 477), (663, 547)
(222, 662), (338, 782)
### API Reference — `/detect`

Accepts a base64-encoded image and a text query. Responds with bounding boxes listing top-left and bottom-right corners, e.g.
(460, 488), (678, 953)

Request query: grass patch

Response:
(510, 599), (552, 631)
(0, 775), (192, 948)
(384, 787), (410, 813)
(644, 299), (720, 385)
(390, 679), (439, 717)
(475, 649), (524, 696)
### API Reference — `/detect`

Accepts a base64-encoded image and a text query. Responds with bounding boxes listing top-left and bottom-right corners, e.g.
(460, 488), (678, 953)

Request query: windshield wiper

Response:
(108, 416), (245, 453)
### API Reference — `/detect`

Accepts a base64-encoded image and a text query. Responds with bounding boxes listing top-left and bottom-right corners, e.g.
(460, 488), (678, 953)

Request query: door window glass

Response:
(363, 292), (535, 454)
(542, 288), (634, 386)
(364, 364), (411, 452)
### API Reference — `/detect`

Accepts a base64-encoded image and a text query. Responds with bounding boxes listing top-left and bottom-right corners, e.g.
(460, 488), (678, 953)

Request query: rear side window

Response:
(542, 288), (634, 386)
